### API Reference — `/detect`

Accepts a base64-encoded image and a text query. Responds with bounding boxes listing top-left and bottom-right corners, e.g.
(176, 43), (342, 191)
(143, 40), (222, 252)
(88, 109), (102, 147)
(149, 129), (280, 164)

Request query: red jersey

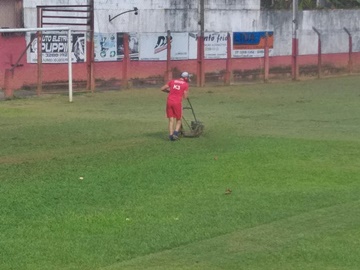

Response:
(167, 79), (189, 104)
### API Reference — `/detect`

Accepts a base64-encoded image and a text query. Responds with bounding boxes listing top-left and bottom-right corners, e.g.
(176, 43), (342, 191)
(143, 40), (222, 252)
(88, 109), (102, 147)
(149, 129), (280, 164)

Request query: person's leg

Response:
(171, 118), (182, 140)
(166, 102), (176, 141)
(168, 117), (176, 140)
(172, 103), (183, 139)
(168, 117), (175, 135)
(174, 118), (182, 133)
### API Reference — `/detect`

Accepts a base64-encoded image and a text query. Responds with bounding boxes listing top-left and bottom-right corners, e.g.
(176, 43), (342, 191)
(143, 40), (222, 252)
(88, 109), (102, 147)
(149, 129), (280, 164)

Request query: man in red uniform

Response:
(160, 71), (190, 141)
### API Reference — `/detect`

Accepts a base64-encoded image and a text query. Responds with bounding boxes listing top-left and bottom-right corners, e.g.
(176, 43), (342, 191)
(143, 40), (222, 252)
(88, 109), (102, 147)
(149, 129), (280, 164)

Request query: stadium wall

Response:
(1, 0), (360, 92)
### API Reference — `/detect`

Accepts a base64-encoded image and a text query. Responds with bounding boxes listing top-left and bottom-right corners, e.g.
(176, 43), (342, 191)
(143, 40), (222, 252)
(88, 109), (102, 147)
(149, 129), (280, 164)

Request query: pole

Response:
(4, 69), (13, 99)
(122, 33), (130, 88)
(37, 6), (43, 96)
(312, 27), (322, 78)
(292, 0), (299, 80)
(68, 29), (73, 102)
(165, 30), (172, 82)
(87, 0), (95, 92)
(343, 27), (353, 74)
(264, 32), (269, 82)
(224, 32), (232, 85)
(197, 0), (205, 87)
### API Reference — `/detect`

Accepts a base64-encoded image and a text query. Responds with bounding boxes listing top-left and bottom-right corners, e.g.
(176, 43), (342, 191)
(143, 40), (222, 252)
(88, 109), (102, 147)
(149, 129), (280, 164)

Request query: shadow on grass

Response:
(145, 131), (204, 142)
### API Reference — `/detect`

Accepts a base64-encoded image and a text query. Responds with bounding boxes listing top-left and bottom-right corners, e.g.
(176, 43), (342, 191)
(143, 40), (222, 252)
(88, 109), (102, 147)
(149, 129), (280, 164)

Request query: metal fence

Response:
(1, 3), (360, 99)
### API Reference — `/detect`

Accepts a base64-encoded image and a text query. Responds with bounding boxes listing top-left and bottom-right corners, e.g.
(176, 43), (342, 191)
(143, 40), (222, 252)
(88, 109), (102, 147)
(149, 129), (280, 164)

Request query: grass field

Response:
(1, 76), (360, 270)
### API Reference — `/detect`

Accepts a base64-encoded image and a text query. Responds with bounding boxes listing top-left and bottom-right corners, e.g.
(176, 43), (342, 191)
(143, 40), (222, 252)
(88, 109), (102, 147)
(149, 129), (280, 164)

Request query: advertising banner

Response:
(28, 32), (86, 63)
(139, 32), (188, 61)
(189, 32), (228, 59)
(232, 31), (274, 58)
(94, 32), (117, 61)
(170, 33), (189, 60)
(117, 32), (139, 60)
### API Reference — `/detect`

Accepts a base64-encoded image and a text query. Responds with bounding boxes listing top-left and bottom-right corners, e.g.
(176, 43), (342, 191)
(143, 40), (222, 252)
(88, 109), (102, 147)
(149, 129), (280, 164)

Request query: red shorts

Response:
(166, 101), (182, 119)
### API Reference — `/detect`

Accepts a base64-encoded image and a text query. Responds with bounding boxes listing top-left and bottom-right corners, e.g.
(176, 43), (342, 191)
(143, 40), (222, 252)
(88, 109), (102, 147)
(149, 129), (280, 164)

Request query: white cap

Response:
(181, 71), (189, 78)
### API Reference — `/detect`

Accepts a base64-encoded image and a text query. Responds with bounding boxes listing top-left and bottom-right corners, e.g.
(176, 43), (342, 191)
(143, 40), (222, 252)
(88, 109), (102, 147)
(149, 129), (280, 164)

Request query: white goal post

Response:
(0, 27), (73, 102)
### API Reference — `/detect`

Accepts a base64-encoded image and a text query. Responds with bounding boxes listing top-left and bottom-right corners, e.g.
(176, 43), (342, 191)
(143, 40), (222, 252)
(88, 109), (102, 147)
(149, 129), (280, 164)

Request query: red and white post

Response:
(292, 0), (299, 80)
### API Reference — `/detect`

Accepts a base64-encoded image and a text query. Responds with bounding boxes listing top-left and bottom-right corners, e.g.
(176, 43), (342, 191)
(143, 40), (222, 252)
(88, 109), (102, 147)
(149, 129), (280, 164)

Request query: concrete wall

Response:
(297, 10), (360, 55)
(22, 0), (360, 55)
(259, 10), (360, 56)
(1, 0), (360, 93)
(23, 0), (261, 32)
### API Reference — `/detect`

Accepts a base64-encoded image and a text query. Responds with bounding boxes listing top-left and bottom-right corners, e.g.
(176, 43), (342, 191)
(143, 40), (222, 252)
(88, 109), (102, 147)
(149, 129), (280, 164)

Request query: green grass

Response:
(1, 76), (360, 269)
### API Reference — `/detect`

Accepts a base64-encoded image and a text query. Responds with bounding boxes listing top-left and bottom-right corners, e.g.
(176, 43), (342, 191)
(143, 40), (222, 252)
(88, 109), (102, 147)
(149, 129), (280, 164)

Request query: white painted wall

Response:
(297, 10), (360, 55)
(23, 0), (360, 56)
(98, 0), (260, 33)
(23, 0), (261, 32)
(259, 11), (293, 56)
(257, 10), (360, 56)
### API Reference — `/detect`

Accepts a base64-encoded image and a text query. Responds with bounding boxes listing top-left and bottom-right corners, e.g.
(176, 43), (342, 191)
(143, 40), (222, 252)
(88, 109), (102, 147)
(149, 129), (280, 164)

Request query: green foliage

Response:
(329, 0), (360, 8)
(299, 0), (317, 9)
(261, 0), (360, 9)
(261, 0), (291, 10)
(1, 76), (360, 269)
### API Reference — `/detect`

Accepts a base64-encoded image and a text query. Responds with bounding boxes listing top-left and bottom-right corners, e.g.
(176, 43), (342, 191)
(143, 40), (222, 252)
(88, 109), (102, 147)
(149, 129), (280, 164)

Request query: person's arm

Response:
(161, 84), (170, 93)
(183, 90), (188, 99)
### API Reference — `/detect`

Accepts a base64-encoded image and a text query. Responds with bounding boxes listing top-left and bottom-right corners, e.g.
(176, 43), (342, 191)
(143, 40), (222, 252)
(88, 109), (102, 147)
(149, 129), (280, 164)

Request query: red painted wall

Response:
(1, 35), (359, 92)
